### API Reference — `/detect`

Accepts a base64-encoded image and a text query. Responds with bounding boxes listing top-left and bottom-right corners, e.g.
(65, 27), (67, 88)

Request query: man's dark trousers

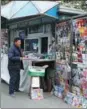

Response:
(9, 69), (20, 94)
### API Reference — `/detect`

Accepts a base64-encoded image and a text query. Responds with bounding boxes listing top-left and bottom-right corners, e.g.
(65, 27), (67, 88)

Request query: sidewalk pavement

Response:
(1, 82), (73, 108)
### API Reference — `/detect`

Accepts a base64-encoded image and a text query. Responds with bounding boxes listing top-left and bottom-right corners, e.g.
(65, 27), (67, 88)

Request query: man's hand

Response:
(20, 57), (23, 60)
(20, 57), (28, 60)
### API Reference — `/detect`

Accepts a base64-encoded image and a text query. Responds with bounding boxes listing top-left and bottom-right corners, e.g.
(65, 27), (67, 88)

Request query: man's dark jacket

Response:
(8, 45), (24, 70)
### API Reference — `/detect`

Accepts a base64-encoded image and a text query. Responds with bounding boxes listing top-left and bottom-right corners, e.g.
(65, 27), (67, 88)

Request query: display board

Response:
(55, 21), (71, 98)
(55, 21), (71, 62)
(19, 30), (26, 49)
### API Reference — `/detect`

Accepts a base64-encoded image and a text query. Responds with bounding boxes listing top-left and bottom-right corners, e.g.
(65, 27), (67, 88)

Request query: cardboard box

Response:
(31, 77), (40, 88)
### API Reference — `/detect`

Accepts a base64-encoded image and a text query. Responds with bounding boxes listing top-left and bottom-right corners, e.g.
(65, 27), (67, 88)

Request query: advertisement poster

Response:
(72, 18), (87, 53)
(73, 18), (87, 42)
(55, 21), (71, 61)
(19, 30), (26, 49)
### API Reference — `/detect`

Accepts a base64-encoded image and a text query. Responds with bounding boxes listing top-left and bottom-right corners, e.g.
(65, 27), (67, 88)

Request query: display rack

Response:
(71, 16), (87, 99)
(54, 14), (87, 108)
(55, 20), (71, 98)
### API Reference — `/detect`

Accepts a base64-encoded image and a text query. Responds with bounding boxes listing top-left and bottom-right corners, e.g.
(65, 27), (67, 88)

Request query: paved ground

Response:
(1, 82), (73, 108)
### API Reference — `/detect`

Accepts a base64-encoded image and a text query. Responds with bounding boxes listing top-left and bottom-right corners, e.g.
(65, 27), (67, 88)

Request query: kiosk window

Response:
(29, 25), (43, 34)
(25, 39), (38, 53)
(41, 37), (48, 53)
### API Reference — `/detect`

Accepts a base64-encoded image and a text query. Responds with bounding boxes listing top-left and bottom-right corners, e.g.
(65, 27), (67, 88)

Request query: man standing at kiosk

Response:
(8, 37), (24, 97)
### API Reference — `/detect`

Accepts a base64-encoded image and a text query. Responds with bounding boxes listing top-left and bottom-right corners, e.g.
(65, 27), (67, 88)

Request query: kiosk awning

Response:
(1, 1), (59, 20)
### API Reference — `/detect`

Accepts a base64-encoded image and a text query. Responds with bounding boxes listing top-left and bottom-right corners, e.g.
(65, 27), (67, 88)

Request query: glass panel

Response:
(29, 25), (43, 34)
(24, 38), (38, 53)
(44, 24), (51, 33)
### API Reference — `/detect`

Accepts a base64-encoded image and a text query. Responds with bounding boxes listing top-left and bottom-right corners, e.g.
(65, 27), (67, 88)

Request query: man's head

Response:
(14, 37), (21, 48)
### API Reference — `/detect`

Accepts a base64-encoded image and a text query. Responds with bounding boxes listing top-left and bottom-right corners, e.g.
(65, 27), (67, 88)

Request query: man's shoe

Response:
(9, 93), (15, 97)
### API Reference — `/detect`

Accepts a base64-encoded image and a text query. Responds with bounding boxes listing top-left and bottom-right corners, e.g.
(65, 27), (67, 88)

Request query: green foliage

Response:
(1, 0), (11, 5)
(61, 0), (87, 11)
